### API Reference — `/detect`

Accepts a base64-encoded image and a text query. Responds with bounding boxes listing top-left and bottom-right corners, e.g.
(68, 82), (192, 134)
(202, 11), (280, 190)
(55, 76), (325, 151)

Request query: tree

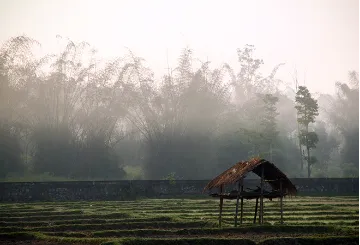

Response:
(133, 48), (231, 179)
(0, 126), (23, 177)
(0, 36), (36, 177)
(295, 86), (319, 177)
(311, 121), (339, 177)
(0, 36), (129, 180)
(234, 92), (279, 160)
(329, 71), (359, 172)
(225, 44), (285, 106)
(261, 94), (279, 161)
(3, 34), (353, 180)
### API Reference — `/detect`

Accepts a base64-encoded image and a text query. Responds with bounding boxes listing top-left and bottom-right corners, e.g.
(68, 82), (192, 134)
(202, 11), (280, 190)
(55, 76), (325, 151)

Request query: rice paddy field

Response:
(0, 196), (358, 245)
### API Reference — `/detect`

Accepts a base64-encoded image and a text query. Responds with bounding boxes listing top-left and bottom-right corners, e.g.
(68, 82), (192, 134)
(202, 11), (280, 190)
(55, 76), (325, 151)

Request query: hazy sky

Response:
(1, 0), (358, 95)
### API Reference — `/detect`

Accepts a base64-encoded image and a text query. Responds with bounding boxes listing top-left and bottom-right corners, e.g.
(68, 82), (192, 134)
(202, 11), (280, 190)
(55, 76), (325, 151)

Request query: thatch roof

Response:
(203, 158), (297, 195)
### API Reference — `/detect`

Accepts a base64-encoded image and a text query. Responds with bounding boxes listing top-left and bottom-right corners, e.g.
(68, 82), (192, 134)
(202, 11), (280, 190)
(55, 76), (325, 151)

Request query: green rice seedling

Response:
(0, 197), (358, 244)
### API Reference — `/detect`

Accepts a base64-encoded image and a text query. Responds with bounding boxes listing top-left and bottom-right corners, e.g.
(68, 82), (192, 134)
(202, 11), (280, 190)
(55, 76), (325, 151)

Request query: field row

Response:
(0, 196), (358, 244)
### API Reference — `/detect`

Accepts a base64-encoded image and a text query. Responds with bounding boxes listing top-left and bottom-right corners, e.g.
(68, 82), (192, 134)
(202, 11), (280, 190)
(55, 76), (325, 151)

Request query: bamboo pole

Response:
(240, 183), (244, 224)
(219, 185), (224, 227)
(254, 197), (258, 224)
(258, 200), (261, 224)
(260, 165), (264, 224)
(280, 179), (283, 224)
(234, 181), (241, 227)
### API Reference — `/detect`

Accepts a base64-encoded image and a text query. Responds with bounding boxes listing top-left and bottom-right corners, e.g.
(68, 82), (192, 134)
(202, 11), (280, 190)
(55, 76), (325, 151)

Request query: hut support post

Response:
(240, 182), (244, 224)
(219, 185), (224, 227)
(259, 165), (264, 224)
(280, 179), (283, 224)
(234, 180), (241, 227)
(235, 178), (244, 227)
(253, 197), (258, 224)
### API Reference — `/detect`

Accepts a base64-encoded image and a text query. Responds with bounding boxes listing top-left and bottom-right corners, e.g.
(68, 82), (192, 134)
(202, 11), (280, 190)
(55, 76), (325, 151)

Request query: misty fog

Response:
(0, 35), (358, 181)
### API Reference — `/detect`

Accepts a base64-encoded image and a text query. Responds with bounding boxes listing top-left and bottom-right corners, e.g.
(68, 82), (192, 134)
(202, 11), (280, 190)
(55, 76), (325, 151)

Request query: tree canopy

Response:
(0, 36), (358, 180)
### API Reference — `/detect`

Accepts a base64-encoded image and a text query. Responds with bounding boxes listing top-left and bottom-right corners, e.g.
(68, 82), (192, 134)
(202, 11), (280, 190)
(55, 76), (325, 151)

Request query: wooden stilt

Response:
(234, 181), (241, 227)
(219, 185), (224, 227)
(258, 200), (261, 224)
(280, 179), (283, 224)
(253, 197), (258, 224)
(260, 165), (264, 224)
(240, 183), (244, 224)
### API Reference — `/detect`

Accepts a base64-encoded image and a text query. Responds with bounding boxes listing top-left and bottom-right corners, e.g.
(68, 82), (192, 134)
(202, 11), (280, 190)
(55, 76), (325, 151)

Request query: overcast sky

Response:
(1, 0), (358, 95)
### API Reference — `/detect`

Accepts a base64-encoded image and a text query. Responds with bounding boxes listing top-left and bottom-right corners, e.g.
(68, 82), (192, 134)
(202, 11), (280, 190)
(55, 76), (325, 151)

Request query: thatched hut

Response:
(203, 158), (297, 227)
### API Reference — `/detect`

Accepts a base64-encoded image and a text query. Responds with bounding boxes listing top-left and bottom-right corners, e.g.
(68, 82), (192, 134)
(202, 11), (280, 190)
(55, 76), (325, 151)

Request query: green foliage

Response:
(312, 121), (339, 171)
(295, 86), (319, 125)
(295, 86), (319, 177)
(260, 94), (279, 161)
(328, 72), (359, 171)
(0, 35), (357, 179)
(124, 165), (144, 180)
(0, 127), (24, 178)
(31, 126), (125, 179)
(261, 94), (279, 139)
(163, 172), (177, 185)
(1, 172), (71, 182)
(299, 131), (319, 149)
(32, 125), (76, 177)
(341, 163), (359, 178)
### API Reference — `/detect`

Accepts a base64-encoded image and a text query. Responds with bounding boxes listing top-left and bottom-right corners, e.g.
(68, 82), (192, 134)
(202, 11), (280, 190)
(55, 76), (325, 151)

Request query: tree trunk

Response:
(297, 123), (303, 171)
(307, 146), (311, 178)
(306, 124), (311, 178)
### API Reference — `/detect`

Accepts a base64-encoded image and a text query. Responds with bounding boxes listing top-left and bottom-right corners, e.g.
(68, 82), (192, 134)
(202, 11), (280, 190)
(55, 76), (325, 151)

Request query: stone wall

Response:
(0, 178), (358, 202)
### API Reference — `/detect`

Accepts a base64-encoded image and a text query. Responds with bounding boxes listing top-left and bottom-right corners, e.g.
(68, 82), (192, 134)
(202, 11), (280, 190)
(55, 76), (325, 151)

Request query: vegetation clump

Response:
(0, 36), (358, 181)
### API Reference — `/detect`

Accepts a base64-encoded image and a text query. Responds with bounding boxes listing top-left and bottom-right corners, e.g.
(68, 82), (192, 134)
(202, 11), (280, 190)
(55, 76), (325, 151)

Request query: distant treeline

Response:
(0, 36), (358, 181)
